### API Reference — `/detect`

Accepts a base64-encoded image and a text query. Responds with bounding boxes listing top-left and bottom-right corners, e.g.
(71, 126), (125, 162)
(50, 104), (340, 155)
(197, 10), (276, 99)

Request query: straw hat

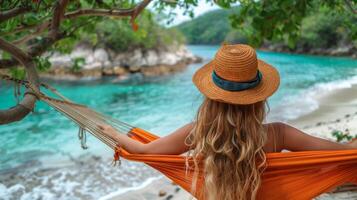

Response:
(193, 44), (280, 105)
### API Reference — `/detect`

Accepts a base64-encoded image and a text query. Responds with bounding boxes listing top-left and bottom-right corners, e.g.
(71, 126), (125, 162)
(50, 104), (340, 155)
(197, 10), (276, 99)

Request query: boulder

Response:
(44, 44), (202, 80)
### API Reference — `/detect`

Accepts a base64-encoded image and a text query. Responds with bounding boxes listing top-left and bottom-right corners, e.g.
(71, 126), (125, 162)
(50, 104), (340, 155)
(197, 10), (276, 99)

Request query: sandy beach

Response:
(104, 84), (357, 200)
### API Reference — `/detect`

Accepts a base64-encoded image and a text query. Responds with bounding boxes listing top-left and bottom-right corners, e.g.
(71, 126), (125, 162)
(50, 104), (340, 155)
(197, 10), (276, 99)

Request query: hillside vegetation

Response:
(176, 8), (246, 45)
(176, 7), (356, 52)
(66, 11), (186, 53)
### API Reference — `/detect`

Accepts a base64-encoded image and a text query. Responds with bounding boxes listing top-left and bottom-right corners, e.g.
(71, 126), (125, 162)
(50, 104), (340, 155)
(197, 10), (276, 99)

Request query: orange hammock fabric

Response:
(118, 128), (357, 200)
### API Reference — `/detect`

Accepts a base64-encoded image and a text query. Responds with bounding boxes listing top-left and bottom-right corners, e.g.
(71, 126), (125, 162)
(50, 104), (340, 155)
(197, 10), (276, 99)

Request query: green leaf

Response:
(33, 57), (52, 72)
(215, 0), (232, 8)
(71, 57), (85, 72)
(287, 36), (296, 49)
(9, 68), (26, 80)
(1, 52), (12, 60)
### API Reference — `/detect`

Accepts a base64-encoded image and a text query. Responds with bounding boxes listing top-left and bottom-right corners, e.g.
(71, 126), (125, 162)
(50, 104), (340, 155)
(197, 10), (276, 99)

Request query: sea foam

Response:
(270, 74), (357, 122)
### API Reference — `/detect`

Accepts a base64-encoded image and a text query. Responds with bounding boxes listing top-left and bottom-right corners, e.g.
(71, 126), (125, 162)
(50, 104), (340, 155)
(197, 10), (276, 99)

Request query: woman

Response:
(99, 44), (357, 200)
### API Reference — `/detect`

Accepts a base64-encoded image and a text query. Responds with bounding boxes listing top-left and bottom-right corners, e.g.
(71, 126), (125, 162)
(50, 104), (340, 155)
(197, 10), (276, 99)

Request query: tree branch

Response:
(0, 23), (38, 36)
(0, 59), (18, 69)
(0, 31), (66, 69)
(131, 0), (152, 19)
(64, 8), (133, 18)
(49, 0), (69, 39)
(3, 7), (136, 38)
(28, 33), (66, 57)
(13, 22), (49, 45)
(64, 0), (152, 19)
(0, 37), (39, 124)
(0, 37), (31, 64)
(3, 0), (152, 37)
(0, 6), (30, 23)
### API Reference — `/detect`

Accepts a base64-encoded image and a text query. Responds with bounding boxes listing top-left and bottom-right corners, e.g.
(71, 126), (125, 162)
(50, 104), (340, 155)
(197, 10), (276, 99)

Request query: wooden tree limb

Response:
(49, 0), (69, 39)
(13, 22), (49, 45)
(1, 7), (133, 38)
(0, 3), (58, 36)
(0, 6), (30, 23)
(64, 8), (135, 18)
(0, 37), (31, 63)
(0, 30), (65, 69)
(0, 59), (17, 69)
(64, 0), (152, 19)
(0, 23), (38, 36)
(131, 0), (152, 19)
(0, 37), (39, 124)
(3, 0), (152, 37)
(27, 33), (66, 57)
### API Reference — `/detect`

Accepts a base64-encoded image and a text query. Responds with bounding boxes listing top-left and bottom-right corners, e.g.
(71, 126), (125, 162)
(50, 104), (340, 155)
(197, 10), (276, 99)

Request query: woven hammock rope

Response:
(1, 73), (357, 200)
(0, 73), (132, 163)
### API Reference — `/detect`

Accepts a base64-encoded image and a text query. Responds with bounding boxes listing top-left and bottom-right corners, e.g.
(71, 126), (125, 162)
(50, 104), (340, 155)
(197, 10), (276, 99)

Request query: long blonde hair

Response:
(186, 98), (268, 200)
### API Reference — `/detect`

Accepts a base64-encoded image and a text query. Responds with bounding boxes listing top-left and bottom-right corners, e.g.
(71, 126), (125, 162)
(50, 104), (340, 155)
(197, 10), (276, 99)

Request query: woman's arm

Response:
(274, 122), (357, 151)
(99, 123), (193, 155)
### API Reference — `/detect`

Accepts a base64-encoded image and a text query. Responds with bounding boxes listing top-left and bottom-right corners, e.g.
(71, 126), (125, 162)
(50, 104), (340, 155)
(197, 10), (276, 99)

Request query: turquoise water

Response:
(0, 45), (357, 199)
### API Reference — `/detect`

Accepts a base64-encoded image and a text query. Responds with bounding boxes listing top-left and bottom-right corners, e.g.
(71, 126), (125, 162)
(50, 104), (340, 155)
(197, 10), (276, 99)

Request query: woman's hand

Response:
(98, 124), (119, 141)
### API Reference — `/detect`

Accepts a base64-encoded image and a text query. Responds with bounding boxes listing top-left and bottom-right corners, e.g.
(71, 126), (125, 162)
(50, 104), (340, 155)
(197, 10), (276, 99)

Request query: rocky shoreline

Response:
(261, 43), (357, 58)
(42, 43), (202, 81)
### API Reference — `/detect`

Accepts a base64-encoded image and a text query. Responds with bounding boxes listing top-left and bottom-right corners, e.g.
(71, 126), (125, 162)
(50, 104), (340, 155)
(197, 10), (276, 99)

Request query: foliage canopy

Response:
(0, 0), (356, 124)
(177, 4), (356, 49)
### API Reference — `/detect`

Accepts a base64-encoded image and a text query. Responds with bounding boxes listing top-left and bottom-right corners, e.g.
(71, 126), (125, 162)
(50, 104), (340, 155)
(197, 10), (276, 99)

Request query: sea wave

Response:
(0, 155), (160, 200)
(269, 75), (357, 122)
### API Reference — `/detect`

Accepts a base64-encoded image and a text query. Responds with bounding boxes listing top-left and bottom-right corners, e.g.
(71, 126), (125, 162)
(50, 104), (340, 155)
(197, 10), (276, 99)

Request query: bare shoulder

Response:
(263, 122), (296, 152)
(264, 122), (291, 130)
(264, 122), (299, 133)
(264, 122), (288, 133)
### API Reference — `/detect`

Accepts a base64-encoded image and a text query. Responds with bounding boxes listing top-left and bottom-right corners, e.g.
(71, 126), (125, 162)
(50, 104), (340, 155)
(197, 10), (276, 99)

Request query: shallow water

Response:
(0, 45), (357, 199)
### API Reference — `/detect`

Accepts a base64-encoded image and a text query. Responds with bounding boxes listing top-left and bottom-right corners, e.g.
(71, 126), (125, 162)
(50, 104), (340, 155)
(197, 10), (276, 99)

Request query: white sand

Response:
(106, 177), (193, 200)
(109, 85), (357, 200)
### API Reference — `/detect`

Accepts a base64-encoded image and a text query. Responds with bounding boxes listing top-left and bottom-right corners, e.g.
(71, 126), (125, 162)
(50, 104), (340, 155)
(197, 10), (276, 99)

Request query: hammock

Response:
(2, 74), (357, 200)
